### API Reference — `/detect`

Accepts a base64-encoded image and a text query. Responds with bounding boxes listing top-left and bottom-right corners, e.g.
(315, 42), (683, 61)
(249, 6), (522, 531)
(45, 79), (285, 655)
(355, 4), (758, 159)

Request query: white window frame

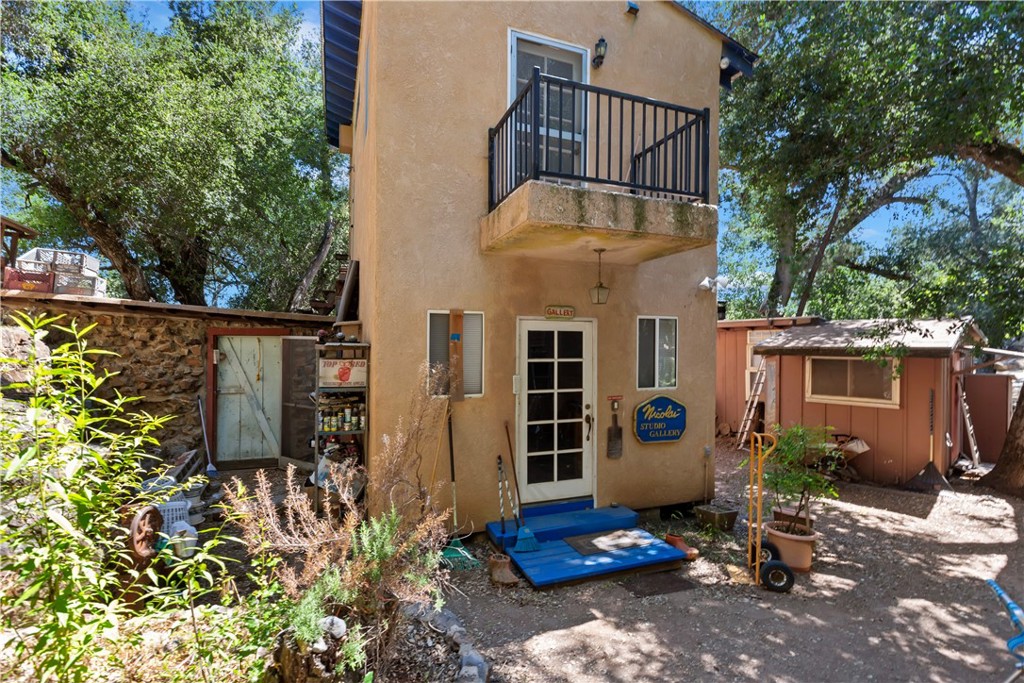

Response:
(427, 310), (485, 398)
(804, 356), (900, 409)
(636, 316), (678, 391)
(746, 330), (777, 398)
(508, 29), (590, 105)
(508, 30), (590, 179)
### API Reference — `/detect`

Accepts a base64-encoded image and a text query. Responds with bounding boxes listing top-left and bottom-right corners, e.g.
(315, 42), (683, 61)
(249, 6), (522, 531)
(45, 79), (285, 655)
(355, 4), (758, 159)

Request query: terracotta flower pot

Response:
(772, 505), (816, 529)
(488, 553), (519, 586)
(763, 521), (820, 573)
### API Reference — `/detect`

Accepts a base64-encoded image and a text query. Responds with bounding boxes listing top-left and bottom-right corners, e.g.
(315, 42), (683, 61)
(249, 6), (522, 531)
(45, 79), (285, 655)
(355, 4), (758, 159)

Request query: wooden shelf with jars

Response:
(312, 342), (369, 508)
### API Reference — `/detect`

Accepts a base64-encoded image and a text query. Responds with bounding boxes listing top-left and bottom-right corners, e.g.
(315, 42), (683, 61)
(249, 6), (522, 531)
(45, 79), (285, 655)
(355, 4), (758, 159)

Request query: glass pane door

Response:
(513, 38), (586, 178)
(518, 320), (594, 502)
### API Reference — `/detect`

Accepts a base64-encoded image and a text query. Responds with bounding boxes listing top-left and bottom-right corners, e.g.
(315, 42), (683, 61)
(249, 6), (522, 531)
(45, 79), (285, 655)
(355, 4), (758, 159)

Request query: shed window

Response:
(806, 357), (899, 408)
(428, 311), (484, 396)
(638, 317), (677, 389)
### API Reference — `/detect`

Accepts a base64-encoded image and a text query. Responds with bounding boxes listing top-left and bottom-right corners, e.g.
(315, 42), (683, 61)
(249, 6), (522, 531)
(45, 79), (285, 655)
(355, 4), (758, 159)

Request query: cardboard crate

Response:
(3, 268), (54, 292)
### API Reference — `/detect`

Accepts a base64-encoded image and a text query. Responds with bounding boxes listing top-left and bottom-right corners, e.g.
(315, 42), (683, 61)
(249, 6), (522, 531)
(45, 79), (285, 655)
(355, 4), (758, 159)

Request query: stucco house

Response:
(320, 0), (756, 543)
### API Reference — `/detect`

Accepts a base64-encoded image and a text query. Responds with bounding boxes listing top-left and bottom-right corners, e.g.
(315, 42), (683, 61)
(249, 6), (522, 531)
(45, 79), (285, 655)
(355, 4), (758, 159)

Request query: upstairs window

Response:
(428, 311), (484, 396)
(637, 316), (677, 390)
(806, 357), (899, 408)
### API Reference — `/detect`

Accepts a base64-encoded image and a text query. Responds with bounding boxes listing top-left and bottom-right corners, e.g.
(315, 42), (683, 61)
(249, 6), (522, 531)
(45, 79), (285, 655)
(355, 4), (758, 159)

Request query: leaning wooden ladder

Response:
(957, 375), (981, 468)
(736, 358), (768, 449)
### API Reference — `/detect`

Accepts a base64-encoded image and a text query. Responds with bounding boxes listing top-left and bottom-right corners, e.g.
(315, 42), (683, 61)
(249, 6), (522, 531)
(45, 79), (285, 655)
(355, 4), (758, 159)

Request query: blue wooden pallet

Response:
(486, 505), (638, 552)
(506, 530), (686, 588)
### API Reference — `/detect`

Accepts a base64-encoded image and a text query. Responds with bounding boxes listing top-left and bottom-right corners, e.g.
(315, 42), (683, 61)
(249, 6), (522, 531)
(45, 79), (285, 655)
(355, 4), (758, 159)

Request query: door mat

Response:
(617, 572), (696, 597)
(563, 529), (655, 556)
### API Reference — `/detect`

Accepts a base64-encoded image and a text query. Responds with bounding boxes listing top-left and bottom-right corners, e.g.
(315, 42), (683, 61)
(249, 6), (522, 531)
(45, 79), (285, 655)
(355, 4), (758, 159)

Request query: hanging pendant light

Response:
(589, 248), (610, 304)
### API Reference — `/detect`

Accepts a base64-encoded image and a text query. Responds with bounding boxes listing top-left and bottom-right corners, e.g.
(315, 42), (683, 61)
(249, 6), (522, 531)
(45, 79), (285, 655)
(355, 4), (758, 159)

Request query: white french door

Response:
(517, 319), (595, 503)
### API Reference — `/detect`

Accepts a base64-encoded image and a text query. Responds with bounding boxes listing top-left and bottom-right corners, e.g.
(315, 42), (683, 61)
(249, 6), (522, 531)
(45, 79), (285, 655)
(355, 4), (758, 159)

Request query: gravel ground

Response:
(445, 438), (1024, 682)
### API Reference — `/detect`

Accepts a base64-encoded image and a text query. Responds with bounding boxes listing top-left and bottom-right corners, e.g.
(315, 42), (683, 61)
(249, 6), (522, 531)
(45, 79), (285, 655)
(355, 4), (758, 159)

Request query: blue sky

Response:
(128, 1), (321, 41)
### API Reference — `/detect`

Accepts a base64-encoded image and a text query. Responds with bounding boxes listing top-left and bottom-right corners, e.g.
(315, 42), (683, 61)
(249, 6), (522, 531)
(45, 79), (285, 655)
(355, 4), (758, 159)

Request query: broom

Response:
(442, 406), (480, 569)
(504, 420), (540, 552)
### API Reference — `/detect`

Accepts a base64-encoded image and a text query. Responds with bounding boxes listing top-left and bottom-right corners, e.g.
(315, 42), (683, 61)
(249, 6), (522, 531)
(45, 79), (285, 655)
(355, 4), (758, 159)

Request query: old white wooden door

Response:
(215, 336), (283, 464)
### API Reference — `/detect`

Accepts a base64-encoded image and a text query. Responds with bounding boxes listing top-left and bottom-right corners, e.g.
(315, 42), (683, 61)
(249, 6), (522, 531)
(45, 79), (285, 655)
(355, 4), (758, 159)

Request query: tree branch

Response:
(287, 213), (336, 312)
(834, 257), (911, 281)
(955, 139), (1024, 188)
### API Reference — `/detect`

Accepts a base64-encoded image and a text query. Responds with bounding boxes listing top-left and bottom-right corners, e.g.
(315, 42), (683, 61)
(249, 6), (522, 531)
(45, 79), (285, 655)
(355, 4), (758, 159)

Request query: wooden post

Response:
(449, 309), (465, 402)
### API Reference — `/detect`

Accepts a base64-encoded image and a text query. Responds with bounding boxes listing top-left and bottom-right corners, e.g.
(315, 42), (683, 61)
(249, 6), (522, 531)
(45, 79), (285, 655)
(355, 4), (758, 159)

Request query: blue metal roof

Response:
(321, 1), (361, 148)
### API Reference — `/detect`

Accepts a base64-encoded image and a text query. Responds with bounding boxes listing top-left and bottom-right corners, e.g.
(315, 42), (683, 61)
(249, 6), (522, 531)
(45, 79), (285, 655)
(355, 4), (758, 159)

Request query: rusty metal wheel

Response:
(129, 505), (163, 562)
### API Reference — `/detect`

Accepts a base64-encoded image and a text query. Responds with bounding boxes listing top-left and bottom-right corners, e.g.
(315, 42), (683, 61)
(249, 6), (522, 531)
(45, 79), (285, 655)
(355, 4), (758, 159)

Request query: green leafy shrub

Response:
(764, 424), (839, 533)
(0, 313), (178, 682)
(0, 313), (251, 683)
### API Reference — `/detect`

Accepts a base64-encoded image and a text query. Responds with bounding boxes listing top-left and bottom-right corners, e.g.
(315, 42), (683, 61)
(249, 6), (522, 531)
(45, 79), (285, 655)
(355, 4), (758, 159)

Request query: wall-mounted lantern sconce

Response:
(592, 37), (608, 68)
(590, 248), (610, 304)
(625, 1), (640, 16)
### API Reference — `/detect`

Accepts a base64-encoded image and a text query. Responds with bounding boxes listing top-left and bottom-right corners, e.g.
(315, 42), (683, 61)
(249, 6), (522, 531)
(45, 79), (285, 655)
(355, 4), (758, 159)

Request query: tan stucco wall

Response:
(352, 1), (725, 528)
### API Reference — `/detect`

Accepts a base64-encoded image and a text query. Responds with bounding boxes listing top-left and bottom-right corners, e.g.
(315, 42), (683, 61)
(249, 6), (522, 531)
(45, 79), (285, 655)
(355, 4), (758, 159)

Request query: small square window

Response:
(806, 356), (898, 408)
(637, 316), (677, 390)
(428, 311), (484, 396)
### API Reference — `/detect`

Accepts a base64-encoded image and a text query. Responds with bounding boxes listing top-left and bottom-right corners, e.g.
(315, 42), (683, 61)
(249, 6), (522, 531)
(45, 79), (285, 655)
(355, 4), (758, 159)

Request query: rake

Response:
(441, 406), (480, 570)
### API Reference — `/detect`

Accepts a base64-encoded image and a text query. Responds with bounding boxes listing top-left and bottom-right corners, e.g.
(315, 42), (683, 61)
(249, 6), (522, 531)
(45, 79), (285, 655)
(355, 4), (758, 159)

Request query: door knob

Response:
(584, 413), (593, 441)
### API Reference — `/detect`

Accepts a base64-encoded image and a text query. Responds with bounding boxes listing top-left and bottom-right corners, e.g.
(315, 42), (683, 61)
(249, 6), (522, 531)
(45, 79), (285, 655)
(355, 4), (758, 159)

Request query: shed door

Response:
(216, 336), (282, 464)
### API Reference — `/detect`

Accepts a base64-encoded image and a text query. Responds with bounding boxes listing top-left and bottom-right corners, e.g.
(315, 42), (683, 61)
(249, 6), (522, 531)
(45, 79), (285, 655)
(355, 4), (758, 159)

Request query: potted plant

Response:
(761, 424), (838, 572)
(694, 502), (739, 531)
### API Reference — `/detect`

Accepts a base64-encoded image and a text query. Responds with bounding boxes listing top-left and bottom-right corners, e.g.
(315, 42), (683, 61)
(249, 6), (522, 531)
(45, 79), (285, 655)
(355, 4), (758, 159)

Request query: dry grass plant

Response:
(224, 363), (454, 677)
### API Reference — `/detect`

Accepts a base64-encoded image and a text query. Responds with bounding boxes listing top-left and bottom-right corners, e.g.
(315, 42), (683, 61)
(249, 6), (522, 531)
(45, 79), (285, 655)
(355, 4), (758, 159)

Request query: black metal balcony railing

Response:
(488, 66), (710, 211)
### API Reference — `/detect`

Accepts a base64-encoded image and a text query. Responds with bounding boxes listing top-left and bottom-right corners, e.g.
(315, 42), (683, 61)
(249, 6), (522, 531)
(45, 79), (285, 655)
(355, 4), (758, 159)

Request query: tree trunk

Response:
(3, 145), (158, 301)
(154, 234), (209, 306)
(72, 208), (156, 301)
(288, 213), (335, 312)
(955, 139), (1024, 189)
(979, 387), (1024, 497)
(796, 198), (844, 316)
(763, 229), (796, 316)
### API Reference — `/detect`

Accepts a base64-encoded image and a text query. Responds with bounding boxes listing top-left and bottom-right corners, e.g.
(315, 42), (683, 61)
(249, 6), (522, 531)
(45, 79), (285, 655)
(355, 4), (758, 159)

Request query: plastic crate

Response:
(21, 248), (100, 274)
(2, 268), (54, 292)
(14, 259), (50, 274)
(53, 272), (107, 297)
(141, 475), (185, 502)
(156, 501), (190, 536)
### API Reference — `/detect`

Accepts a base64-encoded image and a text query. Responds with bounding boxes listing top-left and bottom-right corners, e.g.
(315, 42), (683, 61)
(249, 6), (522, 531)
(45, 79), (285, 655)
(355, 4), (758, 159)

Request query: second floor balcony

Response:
(481, 67), (717, 265)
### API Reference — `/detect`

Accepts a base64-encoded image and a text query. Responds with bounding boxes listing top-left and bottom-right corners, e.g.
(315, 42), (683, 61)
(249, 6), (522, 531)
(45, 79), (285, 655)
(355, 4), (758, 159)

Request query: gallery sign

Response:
(544, 305), (575, 320)
(634, 395), (687, 443)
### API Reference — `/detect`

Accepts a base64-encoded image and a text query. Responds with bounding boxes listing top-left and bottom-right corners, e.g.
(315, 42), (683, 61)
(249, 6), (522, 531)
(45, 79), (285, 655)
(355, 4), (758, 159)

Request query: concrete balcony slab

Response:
(480, 180), (717, 264)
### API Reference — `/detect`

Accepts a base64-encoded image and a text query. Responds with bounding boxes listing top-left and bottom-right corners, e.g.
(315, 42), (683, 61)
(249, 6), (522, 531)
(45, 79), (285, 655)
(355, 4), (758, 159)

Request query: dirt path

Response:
(446, 439), (1024, 682)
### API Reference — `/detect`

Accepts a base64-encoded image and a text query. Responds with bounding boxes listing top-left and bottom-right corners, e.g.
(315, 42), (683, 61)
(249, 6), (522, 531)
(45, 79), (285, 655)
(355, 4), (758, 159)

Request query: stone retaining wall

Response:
(1, 298), (328, 460)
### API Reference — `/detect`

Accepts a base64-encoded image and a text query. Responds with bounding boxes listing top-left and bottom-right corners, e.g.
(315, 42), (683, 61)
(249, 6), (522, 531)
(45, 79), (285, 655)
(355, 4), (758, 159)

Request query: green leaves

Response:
(2, 2), (349, 307)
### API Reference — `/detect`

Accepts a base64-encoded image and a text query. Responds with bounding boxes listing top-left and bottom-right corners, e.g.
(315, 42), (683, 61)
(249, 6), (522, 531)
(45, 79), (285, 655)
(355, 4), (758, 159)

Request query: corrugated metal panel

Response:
(322, 1), (362, 148)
